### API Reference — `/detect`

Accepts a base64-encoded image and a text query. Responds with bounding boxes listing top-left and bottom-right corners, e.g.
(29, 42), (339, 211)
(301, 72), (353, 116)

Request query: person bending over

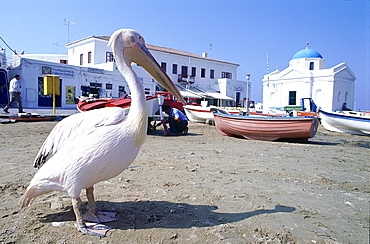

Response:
(162, 105), (188, 135)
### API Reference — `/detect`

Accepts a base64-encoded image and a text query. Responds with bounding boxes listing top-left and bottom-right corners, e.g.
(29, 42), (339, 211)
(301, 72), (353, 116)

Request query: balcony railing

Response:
(178, 74), (195, 83)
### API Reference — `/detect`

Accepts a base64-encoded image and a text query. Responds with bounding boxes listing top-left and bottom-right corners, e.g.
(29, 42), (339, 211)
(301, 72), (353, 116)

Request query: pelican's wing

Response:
(34, 107), (126, 168)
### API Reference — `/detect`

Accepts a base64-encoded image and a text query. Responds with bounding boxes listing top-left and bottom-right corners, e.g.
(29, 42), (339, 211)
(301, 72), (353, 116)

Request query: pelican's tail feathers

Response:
(19, 181), (63, 208)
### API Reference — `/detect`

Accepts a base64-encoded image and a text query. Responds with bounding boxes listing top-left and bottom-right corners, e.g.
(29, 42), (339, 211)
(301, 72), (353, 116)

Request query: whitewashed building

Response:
(262, 47), (356, 112)
(6, 35), (249, 109)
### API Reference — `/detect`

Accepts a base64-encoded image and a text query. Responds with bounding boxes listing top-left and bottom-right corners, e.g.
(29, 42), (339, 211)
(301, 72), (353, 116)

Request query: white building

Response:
(262, 47), (356, 112)
(6, 35), (249, 109)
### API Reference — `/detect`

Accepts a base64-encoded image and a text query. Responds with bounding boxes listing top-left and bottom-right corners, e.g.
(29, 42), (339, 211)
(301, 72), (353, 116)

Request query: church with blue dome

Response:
(262, 45), (356, 112)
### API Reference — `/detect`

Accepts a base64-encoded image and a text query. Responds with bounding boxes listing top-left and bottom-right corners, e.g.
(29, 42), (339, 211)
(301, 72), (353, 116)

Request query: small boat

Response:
(0, 113), (54, 122)
(183, 104), (240, 123)
(318, 109), (370, 136)
(77, 92), (183, 117)
(213, 112), (319, 142)
(77, 96), (158, 115)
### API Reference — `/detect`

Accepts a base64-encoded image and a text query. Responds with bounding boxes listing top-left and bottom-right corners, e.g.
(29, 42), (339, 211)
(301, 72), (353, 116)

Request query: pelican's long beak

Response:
(124, 43), (185, 104)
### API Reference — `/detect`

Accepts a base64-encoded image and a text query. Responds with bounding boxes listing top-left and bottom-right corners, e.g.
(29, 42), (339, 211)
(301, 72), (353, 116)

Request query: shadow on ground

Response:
(40, 201), (295, 230)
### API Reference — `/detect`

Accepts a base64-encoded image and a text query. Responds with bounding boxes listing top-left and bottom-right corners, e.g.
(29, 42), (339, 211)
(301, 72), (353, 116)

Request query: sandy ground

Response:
(0, 120), (368, 244)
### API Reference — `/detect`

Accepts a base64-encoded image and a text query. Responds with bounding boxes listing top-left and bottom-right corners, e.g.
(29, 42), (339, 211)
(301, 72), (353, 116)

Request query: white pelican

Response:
(19, 29), (185, 236)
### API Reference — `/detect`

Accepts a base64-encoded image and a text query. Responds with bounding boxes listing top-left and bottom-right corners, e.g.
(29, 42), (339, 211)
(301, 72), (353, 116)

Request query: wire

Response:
(0, 36), (30, 64)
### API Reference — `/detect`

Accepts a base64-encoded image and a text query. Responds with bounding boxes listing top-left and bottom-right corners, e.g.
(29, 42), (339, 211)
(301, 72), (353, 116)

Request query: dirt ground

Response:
(0, 120), (368, 244)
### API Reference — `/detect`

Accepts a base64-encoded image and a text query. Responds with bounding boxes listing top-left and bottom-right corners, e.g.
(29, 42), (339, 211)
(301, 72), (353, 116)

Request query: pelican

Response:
(19, 29), (185, 236)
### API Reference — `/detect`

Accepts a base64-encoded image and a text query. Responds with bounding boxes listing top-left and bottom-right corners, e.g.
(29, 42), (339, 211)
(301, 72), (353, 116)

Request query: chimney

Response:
(202, 52), (208, 58)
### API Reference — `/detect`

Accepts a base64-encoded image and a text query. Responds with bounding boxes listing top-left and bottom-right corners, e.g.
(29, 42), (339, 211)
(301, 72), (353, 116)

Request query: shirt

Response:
(170, 108), (188, 121)
(9, 78), (22, 93)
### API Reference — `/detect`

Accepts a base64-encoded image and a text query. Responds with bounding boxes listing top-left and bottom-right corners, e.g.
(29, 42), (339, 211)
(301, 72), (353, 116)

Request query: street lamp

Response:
(245, 73), (251, 113)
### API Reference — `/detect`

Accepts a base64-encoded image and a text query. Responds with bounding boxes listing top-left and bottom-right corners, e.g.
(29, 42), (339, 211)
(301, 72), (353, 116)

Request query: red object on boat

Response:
(213, 112), (319, 142)
(155, 92), (184, 111)
(77, 92), (184, 112)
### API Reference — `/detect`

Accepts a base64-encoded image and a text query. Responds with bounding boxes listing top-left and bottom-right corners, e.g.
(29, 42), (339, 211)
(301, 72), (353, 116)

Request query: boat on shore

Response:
(183, 104), (240, 123)
(77, 92), (183, 116)
(318, 109), (370, 136)
(213, 112), (319, 142)
(77, 95), (160, 116)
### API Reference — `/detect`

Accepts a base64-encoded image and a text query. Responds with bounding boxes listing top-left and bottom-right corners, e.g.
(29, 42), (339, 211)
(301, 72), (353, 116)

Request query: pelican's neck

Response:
(117, 58), (148, 146)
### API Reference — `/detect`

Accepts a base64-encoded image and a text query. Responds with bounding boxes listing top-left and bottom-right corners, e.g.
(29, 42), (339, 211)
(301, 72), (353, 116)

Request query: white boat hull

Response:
(183, 105), (215, 122)
(319, 110), (370, 136)
(183, 105), (241, 123)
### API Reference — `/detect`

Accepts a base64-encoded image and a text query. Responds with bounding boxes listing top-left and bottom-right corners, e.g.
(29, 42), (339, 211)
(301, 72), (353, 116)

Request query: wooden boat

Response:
(183, 105), (240, 123)
(0, 113), (54, 123)
(318, 109), (370, 136)
(213, 112), (319, 142)
(77, 92), (183, 117)
(77, 96), (157, 115)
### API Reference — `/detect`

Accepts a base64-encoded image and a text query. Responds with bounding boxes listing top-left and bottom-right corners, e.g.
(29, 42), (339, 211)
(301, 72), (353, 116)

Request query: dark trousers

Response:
(4, 92), (23, 112)
(168, 117), (188, 133)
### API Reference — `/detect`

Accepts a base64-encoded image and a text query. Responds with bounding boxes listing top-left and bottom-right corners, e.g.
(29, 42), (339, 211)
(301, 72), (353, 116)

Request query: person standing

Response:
(162, 105), (188, 135)
(3, 75), (25, 113)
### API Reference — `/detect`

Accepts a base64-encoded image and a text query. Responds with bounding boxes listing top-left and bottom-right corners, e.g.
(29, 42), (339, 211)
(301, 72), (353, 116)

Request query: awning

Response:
(205, 92), (234, 100)
(180, 91), (203, 98)
(176, 84), (234, 100)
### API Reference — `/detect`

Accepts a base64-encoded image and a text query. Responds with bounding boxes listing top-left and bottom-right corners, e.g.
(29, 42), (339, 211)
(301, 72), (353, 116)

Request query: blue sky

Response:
(2, 0), (369, 109)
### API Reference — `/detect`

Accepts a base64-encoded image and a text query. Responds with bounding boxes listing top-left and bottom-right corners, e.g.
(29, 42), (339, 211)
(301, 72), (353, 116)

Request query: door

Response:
(235, 92), (241, 107)
(0, 69), (9, 105)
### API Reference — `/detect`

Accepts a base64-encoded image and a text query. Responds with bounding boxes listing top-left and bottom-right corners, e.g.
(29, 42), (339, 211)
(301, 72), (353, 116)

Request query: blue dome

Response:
(292, 48), (323, 59)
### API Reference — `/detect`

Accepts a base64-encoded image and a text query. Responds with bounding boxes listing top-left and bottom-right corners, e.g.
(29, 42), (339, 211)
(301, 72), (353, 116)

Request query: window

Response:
(309, 62), (314, 70)
(210, 69), (215, 79)
(106, 52), (114, 62)
(80, 54), (83, 65)
(106, 83), (113, 89)
(60, 59), (68, 64)
(172, 64), (178, 74)
(289, 91), (297, 105)
(181, 66), (188, 75)
(88, 51), (92, 64)
(221, 72), (232, 79)
(235, 92), (241, 106)
(201, 68), (206, 78)
(161, 62), (167, 72)
(191, 67), (196, 77)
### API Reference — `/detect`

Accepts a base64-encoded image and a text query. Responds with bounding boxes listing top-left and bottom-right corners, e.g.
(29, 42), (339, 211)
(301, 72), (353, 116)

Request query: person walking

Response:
(3, 75), (25, 113)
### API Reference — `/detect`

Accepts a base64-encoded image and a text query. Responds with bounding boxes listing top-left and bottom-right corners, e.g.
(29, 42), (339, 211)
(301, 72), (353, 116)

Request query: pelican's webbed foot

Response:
(75, 219), (110, 237)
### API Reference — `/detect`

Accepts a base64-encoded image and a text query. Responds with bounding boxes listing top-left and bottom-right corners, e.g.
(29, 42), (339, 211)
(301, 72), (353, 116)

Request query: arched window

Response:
(309, 62), (314, 70)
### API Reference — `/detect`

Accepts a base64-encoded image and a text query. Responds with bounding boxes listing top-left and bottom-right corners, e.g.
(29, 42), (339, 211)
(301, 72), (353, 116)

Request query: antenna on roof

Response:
(53, 42), (62, 54)
(266, 52), (269, 74)
(65, 18), (76, 43)
(306, 41), (309, 49)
